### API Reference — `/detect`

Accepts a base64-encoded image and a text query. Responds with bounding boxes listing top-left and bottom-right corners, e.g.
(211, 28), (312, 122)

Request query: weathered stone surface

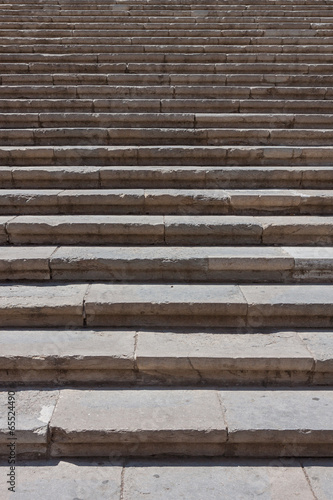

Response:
(50, 389), (227, 456)
(0, 246), (56, 280)
(241, 284), (333, 327)
(0, 459), (122, 499)
(165, 215), (262, 245)
(222, 389), (333, 455)
(0, 329), (135, 370)
(0, 389), (58, 457)
(298, 332), (333, 373)
(85, 284), (247, 327)
(303, 459), (333, 500)
(7, 215), (165, 244)
(136, 330), (314, 373)
(0, 284), (87, 327)
(123, 458), (315, 500)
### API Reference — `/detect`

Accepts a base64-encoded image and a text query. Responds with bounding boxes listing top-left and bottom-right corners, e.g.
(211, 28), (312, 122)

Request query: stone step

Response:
(3, 98), (333, 114)
(3, 62), (333, 74)
(2, 386), (332, 457)
(2, 214), (333, 246)
(3, 73), (333, 86)
(0, 189), (332, 215)
(3, 112), (333, 129)
(0, 457), (331, 499)
(1, 145), (333, 166)
(0, 282), (333, 327)
(3, 32), (333, 44)
(2, 12), (333, 20)
(3, 53), (333, 64)
(2, 7), (333, 15)
(1, 245), (333, 282)
(2, 85), (332, 101)
(0, 328), (332, 386)
(0, 166), (331, 189)
(3, 127), (333, 147)
(4, 43), (333, 55)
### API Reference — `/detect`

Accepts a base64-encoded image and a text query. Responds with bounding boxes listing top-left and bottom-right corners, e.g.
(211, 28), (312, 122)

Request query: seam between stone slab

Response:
(133, 330), (139, 375)
(82, 284), (91, 327)
(300, 460), (320, 500)
(295, 331), (317, 384)
(4, 215), (18, 244)
(45, 390), (61, 460)
(47, 246), (60, 280)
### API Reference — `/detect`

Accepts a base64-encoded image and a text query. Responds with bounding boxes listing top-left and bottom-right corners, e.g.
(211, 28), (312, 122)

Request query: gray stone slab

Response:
(0, 459), (122, 499)
(302, 459), (333, 500)
(298, 332), (333, 372)
(165, 216), (263, 245)
(0, 216), (14, 244)
(0, 329), (135, 370)
(11, 166), (100, 189)
(240, 284), (333, 327)
(7, 215), (164, 244)
(136, 330), (314, 372)
(261, 216), (333, 245)
(50, 389), (226, 456)
(0, 389), (58, 456)
(123, 458), (315, 500)
(0, 284), (87, 327)
(0, 246), (56, 280)
(208, 247), (293, 271)
(222, 389), (333, 452)
(85, 284), (247, 327)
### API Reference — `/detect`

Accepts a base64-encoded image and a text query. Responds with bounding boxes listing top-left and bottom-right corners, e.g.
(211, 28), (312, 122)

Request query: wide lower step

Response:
(0, 457), (331, 499)
(2, 246), (332, 283)
(2, 146), (333, 166)
(3, 127), (333, 147)
(1, 282), (333, 327)
(3, 387), (333, 457)
(1, 166), (332, 189)
(1, 215), (333, 245)
(0, 189), (333, 215)
(0, 328), (332, 385)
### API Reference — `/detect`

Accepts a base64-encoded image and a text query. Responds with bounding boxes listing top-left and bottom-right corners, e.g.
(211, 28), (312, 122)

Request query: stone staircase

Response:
(1, 0), (333, 496)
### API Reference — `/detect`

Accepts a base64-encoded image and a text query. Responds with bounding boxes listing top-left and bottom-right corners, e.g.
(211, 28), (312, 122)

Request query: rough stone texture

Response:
(0, 389), (59, 457)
